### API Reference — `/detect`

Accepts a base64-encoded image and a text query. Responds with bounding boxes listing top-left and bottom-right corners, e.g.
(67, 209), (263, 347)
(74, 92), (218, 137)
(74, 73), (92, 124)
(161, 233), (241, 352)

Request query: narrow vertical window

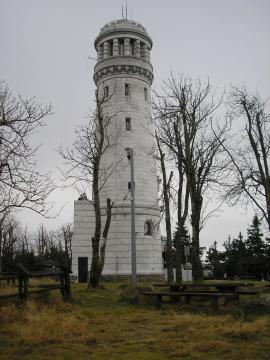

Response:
(104, 86), (109, 98)
(125, 83), (130, 96)
(130, 39), (134, 55)
(144, 220), (152, 235)
(128, 181), (135, 191)
(125, 117), (131, 131)
(109, 40), (113, 56)
(119, 39), (124, 55)
(144, 87), (148, 101)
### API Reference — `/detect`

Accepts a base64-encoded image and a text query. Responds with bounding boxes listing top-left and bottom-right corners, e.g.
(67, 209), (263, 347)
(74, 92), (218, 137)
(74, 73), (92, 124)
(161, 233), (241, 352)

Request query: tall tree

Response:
(224, 87), (270, 231)
(173, 223), (191, 265)
(223, 233), (247, 277)
(246, 214), (266, 257)
(60, 91), (118, 288)
(0, 81), (55, 271)
(205, 240), (224, 279)
(154, 75), (227, 280)
(54, 223), (73, 267)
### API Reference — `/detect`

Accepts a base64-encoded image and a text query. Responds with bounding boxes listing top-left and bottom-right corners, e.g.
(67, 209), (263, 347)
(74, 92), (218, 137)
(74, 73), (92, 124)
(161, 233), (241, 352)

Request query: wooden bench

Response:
(139, 291), (237, 311)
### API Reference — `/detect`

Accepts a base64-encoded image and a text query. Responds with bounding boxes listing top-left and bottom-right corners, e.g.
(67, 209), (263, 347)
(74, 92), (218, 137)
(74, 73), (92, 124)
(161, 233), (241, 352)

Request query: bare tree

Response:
(223, 87), (270, 232)
(153, 98), (189, 282)
(60, 91), (119, 288)
(54, 223), (73, 261)
(35, 224), (49, 257)
(0, 216), (28, 272)
(0, 82), (55, 271)
(154, 75), (227, 280)
(0, 81), (55, 216)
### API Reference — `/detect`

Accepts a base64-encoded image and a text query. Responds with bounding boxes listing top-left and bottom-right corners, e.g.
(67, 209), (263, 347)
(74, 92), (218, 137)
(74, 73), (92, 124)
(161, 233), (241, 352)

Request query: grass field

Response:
(0, 281), (270, 360)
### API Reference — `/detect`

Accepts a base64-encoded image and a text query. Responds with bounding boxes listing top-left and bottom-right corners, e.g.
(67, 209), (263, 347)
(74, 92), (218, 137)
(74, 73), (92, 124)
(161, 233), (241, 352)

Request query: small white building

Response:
(72, 19), (163, 281)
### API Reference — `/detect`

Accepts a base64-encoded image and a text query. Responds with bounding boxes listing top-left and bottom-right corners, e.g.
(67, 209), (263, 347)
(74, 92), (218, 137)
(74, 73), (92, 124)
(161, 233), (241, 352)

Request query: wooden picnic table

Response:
(154, 282), (254, 292)
(141, 282), (258, 310)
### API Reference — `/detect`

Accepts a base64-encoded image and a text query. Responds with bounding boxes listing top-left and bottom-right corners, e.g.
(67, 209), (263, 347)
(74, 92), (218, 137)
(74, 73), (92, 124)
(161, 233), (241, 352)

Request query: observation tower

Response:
(72, 18), (163, 281)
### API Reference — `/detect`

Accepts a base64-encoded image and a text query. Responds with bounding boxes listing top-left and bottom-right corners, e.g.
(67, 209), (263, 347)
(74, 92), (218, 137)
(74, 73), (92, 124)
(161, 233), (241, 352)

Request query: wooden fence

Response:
(0, 263), (71, 302)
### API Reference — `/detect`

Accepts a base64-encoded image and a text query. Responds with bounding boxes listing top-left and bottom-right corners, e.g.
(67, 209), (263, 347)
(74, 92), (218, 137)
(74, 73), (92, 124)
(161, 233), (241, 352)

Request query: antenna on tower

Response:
(126, 2), (128, 20)
(130, 7), (132, 20)
(122, 5), (124, 18)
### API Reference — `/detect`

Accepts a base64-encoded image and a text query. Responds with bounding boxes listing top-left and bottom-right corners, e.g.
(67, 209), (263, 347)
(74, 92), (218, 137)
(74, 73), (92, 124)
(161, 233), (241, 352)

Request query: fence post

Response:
(23, 276), (29, 302)
(64, 268), (71, 301)
(18, 273), (24, 301)
(60, 267), (71, 301)
(16, 263), (30, 303)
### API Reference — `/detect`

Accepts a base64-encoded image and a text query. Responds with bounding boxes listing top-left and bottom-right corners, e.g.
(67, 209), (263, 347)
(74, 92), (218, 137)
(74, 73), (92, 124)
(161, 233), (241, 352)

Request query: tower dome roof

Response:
(94, 19), (152, 50)
(99, 19), (148, 35)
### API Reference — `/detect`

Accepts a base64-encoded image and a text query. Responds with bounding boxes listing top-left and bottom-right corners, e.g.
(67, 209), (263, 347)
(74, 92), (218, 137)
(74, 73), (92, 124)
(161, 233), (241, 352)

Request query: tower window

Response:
(104, 86), (109, 98)
(128, 181), (135, 191)
(109, 40), (113, 56)
(125, 117), (131, 131)
(125, 83), (130, 96)
(130, 39), (135, 55)
(119, 39), (124, 55)
(144, 87), (148, 101)
(144, 220), (153, 235)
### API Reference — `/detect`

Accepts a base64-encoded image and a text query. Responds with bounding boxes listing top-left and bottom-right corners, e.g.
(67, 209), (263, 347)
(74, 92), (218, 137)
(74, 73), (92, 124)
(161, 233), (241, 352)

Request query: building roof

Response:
(99, 19), (148, 35)
(94, 18), (152, 51)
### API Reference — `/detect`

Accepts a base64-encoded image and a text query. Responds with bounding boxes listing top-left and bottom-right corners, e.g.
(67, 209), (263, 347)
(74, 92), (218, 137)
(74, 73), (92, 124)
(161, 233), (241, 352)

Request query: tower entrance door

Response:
(78, 257), (88, 283)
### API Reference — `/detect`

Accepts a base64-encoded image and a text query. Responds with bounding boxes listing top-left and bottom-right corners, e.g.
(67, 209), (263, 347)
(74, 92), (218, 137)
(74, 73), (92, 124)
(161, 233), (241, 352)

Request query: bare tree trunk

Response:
(89, 91), (115, 288)
(96, 198), (113, 279)
(175, 165), (183, 282)
(164, 172), (174, 283)
(89, 164), (102, 288)
(190, 197), (203, 280)
(155, 133), (174, 283)
(175, 177), (189, 282)
(89, 198), (113, 288)
(0, 226), (2, 273)
(266, 181), (270, 232)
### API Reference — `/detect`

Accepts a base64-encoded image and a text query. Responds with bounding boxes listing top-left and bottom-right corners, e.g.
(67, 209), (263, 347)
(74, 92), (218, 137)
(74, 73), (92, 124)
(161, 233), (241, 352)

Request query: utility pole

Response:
(125, 148), (137, 287)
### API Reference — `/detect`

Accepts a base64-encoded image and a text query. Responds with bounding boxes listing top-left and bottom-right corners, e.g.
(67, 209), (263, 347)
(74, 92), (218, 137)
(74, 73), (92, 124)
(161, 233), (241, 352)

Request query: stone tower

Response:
(72, 19), (163, 281)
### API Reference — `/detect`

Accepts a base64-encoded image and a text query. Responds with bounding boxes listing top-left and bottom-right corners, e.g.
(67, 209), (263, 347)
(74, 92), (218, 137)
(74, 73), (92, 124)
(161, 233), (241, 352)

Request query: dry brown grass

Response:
(0, 282), (270, 360)
(0, 300), (93, 345)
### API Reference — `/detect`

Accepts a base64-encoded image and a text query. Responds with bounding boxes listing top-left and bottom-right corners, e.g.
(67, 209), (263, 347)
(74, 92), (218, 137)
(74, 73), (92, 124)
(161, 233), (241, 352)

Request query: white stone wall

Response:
(72, 200), (95, 279)
(72, 200), (163, 277)
(98, 75), (157, 208)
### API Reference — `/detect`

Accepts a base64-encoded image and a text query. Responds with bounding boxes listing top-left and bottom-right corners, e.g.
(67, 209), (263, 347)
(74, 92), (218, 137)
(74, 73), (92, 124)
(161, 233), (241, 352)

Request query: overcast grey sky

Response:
(1, 0), (270, 248)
